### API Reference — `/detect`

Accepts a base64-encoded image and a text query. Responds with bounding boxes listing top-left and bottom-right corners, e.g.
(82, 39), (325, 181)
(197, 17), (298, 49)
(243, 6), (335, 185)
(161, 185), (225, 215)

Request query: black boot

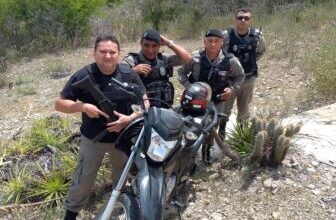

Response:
(64, 210), (78, 220)
(218, 119), (227, 140)
(202, 144), (212, 166)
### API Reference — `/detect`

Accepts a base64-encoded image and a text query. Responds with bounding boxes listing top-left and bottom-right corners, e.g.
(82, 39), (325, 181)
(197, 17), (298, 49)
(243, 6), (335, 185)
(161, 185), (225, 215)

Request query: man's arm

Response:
(222, 29), (230, 52)
(178, 63), (192, 88)
(229, 56), (245, 92)
(122, 55), (152, 76)
(256, 30), (266, 61)
(160, 35), (192, 65)
(55, 96), (108, 119)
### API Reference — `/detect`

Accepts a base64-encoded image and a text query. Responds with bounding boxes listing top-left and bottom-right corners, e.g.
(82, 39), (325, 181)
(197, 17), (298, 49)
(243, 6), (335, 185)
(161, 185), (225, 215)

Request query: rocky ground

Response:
(0, 40), (335, 219)
(177, 148), (336, 220)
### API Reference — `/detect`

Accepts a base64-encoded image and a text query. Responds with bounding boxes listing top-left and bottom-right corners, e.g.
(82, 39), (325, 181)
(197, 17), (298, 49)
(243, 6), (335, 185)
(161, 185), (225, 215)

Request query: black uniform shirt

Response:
(60, 63), (145, 143)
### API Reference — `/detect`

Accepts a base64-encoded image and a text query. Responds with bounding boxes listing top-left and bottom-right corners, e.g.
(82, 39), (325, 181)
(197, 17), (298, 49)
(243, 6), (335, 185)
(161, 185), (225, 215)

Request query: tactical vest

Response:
(128, 53), (174, 108)
(86, 64), (133, 115)
(228, 28), (258, 78)
(198, 50), (232, 103)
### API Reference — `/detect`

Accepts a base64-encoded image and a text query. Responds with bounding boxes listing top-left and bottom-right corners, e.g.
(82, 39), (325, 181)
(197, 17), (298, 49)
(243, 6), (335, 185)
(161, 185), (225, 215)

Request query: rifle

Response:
(72, 75), (118, 142)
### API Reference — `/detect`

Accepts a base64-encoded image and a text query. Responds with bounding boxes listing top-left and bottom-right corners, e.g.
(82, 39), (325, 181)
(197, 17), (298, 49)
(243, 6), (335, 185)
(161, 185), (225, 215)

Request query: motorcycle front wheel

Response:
(95, 193), (140, 220)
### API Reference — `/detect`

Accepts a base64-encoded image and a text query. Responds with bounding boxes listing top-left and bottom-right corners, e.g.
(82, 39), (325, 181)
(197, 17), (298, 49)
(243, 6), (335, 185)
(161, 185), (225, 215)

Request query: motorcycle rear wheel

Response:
(95, 193), (140, 220)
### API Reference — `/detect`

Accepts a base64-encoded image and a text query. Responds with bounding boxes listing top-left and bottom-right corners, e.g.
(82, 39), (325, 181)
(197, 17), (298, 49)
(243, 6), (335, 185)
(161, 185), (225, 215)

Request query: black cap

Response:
(141, 29), (161, 44)
(204, 29), (223, 39)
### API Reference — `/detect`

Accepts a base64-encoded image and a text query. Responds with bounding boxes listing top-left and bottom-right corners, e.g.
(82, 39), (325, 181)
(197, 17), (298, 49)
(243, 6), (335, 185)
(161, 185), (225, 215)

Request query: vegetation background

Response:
(0, 0), (335, 218)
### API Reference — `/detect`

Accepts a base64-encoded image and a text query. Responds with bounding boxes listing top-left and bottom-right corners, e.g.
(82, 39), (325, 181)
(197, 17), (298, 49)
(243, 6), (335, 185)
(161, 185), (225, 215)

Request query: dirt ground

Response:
(0, 40), (335, 219)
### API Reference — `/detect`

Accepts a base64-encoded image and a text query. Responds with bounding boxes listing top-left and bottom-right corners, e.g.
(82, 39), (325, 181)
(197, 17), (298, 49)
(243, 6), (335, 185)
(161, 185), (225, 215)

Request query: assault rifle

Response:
(72, 75), (142, 142)
(72, 76), (118, 142)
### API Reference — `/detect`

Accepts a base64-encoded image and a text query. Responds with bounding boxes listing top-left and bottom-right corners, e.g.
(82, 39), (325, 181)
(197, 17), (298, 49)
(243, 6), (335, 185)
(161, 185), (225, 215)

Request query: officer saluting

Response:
(122, 29), (191, 107)
(178, 29), (245, 165)
(223, 7), (266, 123)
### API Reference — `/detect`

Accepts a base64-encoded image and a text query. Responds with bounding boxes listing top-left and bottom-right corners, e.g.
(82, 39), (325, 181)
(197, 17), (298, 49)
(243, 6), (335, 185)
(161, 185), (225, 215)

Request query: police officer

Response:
(55, 33), (149, 220)
(178, 29), (245, 165)
(122, 29), (191, 108)
(223, 7), (266, 123)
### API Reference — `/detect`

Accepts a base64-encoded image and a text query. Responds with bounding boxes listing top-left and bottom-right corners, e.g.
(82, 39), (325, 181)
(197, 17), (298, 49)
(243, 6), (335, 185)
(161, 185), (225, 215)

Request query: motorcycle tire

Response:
(95, 193), (141, 220)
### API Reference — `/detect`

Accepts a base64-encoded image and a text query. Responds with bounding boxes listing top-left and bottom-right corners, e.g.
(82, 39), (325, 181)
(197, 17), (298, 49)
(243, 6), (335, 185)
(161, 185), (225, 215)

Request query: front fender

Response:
(136, 155), (164, 220)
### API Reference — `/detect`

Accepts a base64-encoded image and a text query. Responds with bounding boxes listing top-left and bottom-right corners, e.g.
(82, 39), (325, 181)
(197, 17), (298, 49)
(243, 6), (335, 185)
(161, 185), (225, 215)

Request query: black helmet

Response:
(181, 82), (212, 116)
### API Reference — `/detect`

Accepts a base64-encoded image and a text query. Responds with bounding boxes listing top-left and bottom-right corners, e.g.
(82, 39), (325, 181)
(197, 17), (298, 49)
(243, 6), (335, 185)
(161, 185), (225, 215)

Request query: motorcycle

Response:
(95, 79), (218, 220)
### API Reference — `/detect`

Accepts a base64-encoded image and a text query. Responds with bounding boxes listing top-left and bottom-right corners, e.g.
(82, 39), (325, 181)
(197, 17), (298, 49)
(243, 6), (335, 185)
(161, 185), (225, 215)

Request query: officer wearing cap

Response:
(222, 7), (266, 123)
(178, 29), (245, 165)
(122, 29), (191, 107)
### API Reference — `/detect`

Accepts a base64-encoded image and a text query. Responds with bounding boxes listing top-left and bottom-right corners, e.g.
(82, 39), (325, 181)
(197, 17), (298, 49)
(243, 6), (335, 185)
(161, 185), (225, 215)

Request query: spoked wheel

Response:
(95, 193), (140, 220)
(110, 201), (127, 220)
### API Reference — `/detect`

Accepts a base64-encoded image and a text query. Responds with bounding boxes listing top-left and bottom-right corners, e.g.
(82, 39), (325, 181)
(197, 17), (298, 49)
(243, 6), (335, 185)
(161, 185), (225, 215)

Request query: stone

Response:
(307, 167), (316, 173)
(272, 187), (279, 194)
(285, 178), (294, 185)
(210, 212), (223, 220)
(209, 173), (220, 180)
(272, 211), (281, 219)
(307, 184), (316, 189)
(263, 178), (273, 188)
(312, 189), (321, 195)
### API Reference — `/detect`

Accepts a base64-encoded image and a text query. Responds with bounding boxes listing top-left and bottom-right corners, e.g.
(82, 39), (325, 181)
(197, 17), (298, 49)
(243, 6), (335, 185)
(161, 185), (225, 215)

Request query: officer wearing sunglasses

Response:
(222, 7), (266, 128)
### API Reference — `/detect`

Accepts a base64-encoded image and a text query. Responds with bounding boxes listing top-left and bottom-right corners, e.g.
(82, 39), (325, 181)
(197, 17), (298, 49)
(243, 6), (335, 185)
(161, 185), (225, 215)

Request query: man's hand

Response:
(82, 103), (109, 119)
(160, 35), (171, 47)
(132, 64), (152, 76)
(106, 111), (132, 133)
(220, 87), (233, 101)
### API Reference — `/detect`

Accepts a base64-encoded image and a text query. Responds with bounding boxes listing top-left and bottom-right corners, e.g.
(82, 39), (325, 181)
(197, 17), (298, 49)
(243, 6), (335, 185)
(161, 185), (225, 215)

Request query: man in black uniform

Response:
(223, 7), (266, 123)
(122, 29), (191, 107)
(55, 33), (149, 220)
(178, 29), (245, 165)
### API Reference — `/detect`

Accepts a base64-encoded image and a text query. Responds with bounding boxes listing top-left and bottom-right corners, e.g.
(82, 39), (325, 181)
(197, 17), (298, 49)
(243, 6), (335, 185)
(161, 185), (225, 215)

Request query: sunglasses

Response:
(236, 16), (251, 21)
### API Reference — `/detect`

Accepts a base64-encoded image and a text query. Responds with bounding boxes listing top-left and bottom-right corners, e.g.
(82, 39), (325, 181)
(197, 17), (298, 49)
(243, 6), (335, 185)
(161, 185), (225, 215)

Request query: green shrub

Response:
(17, 84), (38, 96)
(0, 0), (105, 58)
(27, 115), (72, 151)
(30, 164), (70, 207)
(227, 122), (254, 156)
(2, 165), (31, 204)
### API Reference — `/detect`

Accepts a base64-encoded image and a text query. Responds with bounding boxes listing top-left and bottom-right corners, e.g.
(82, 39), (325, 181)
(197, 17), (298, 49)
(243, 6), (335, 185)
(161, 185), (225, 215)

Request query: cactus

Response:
(273, 125), (284, 142)
(285, 122), (302, 138)
(267, 118), (277, 137)
(227, 114), (302, 167)
(285, 124), (295, 137)
(293, 122), (302, 134)
(253, 118), (264, 135)
(252, 131), (265, 159)
(251, 116), (258, 127)
(273, 135), (286, 165)
(280, 137), (291, 162)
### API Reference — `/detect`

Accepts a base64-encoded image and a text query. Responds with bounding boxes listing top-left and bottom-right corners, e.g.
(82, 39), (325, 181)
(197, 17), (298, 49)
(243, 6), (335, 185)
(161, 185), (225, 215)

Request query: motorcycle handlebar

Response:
(204, 102), (218, 133)
(183, 102), (218, 135)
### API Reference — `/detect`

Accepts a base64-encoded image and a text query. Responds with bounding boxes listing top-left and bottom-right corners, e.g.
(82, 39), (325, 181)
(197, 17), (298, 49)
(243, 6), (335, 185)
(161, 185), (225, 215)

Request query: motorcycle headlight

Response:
(147, 129), (178, 162)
